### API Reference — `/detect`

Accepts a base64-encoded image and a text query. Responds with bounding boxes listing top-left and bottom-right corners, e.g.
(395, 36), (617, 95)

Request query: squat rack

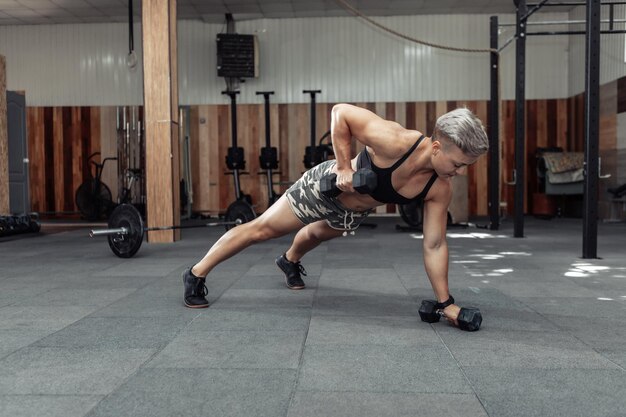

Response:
(489, 0), (626, 258)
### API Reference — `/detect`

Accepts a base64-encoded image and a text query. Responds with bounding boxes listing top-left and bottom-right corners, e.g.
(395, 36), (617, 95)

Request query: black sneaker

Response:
(275, 253), (307, 290)
(182, 267), (209, 308)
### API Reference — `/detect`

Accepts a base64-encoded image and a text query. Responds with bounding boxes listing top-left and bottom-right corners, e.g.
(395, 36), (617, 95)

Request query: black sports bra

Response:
(356, 135), (438, 205)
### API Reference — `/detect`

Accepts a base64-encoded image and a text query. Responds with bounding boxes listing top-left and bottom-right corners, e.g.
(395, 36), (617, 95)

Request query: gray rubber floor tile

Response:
(35, 288), (137, 307)
(231, 274), (320, 291)
(519, 296), (626, 318)
(93, 260), (182, 277)
(542, 315), (626, 351)
(33, 316), (192, 349)
(0, 306), (97, 331)
(297, 344), (472, 393)
(313, 295), (416, 317)
(569, 275), (626, 293)
(0, 280), (59, 306)
(214, 288), (315, 308)
(0, 328), (55, 360)
(436, 327), (619, 369)
(87, 368), (296, 417)
(0, 395), (103, 417)
(321, 257), (393, 269)
(0, 347), (155, 395)
(306, 315), (440, 346)
(146, 330), (306, 369)
(598, 350), (626, 369)
(461, 306), (559, 331)
(90, 291), (203, 318)
(464, 367), (626, 417)
(186, 307), (310, 331)
(287, 392), (488, 417)
(493, 280), (601, 298)
(317, 268), (408, 296)
(243, 261), (324, 277)
(48, 275), (153, 290)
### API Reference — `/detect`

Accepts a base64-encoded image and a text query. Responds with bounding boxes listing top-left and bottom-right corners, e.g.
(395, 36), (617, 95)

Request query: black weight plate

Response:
(224, 200), (256, 231)
(107, 204), (144, 258)
(399, 200), (423, 228)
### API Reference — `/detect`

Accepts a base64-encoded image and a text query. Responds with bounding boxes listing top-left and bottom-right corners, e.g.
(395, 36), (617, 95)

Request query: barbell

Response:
(90, 202), (256, 258)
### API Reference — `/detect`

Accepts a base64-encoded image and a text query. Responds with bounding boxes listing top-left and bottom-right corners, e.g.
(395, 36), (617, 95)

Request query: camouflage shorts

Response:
(285, 160), (373, 231)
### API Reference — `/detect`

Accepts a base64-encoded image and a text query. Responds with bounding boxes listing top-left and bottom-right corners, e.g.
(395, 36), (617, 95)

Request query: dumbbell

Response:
(320, 168), (377, 197)
(418, 299), (482, 332)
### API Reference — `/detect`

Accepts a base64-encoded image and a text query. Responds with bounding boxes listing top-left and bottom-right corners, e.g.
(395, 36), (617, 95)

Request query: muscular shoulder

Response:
(368, 129), (425, 161)
(425, 175), (453, 206)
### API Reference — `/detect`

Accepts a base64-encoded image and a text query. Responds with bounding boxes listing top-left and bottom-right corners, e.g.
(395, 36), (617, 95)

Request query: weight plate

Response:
(224, 200), (256, 231)
(399, 200), (423, 228)
(107, 204), (144, 258)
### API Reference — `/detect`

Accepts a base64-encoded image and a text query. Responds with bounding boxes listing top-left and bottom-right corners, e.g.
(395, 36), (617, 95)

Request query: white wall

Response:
(0, 14), (573, 106)
(568, 4), (626, 96)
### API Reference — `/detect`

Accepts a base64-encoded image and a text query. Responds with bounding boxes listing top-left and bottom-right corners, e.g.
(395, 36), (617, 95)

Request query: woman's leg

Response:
(285, 220), (344, 262)
(191, 194), (304, 277)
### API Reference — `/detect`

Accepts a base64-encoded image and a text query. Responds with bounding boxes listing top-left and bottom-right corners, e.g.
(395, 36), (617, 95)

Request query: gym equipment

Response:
(395, 202), (455, 232)
(320, 168), (378, 198)
(317, 130), (334, 161)
(0, 213), (40, 237)
(90, 204), (249, 258)
(256, 91), (281, 206)
(399, 200), (424, 229)
(75, 152), (117, 221)
(608, 183), (626, 199)
(303, 90), (328, 169)
(418, 298), (482, 332)
(223, 90), (257, 221)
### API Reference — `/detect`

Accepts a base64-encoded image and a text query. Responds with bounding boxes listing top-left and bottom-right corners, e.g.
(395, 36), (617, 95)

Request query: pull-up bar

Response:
(527, 29), (626, 35)
(490, 0), (605, 258)
(499, 18), (626, 26)
(527, 1), (626, 6)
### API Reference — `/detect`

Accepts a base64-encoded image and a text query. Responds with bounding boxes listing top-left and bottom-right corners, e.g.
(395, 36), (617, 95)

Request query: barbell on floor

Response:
(89, 202), (256, 258)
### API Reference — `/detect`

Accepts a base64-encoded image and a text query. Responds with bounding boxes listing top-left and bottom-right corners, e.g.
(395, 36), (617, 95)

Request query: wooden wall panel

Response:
(99, 106), (118, 201)
(27, 106), (104, 215)
(415, 102), (426, 134)
(26, 95), (612, 221)
(0, 54), (8, 215)
(52, 108), (64, 212)
(27, 108), (43, 212)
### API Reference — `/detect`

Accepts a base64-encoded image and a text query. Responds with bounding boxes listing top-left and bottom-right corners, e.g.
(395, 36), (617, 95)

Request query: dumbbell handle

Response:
(320, 168), (374, 197)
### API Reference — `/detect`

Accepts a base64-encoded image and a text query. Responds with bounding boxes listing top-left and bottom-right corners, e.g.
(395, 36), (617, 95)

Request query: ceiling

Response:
(0, 0), (577, 26)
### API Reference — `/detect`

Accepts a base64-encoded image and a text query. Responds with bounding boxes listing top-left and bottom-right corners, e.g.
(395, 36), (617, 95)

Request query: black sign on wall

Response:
(216, 34), (259, 78)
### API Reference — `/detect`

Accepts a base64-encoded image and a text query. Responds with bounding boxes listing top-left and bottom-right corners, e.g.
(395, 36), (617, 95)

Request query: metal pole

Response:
(583, 0), (601, 259)
(256, 91), (275, 202)
(223, 90), (242, 200)
(514, 0), (527, 238)
(303, 90), (322, 166)
(489, 16), (500, 230)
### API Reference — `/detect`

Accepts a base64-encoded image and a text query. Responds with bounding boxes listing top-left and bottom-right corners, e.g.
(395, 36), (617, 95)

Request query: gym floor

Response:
(0, 216), (625, 417)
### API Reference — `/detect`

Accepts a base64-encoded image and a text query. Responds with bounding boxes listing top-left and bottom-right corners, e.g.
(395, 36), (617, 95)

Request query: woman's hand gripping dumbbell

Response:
(418, 295), (483, 331)
(319, 168), (377, 197)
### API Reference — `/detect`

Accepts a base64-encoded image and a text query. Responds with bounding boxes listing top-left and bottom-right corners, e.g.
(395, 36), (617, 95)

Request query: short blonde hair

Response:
(432, 108), (489, 157)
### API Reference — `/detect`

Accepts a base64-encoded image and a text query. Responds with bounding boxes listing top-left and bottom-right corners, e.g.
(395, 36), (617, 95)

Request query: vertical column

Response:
(489, 16), (500, 230)
(142, 0), (180, 242)
(514, 0), (527, 238)
(0, 55), (9, 214)
(583, 0), (601, 259)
